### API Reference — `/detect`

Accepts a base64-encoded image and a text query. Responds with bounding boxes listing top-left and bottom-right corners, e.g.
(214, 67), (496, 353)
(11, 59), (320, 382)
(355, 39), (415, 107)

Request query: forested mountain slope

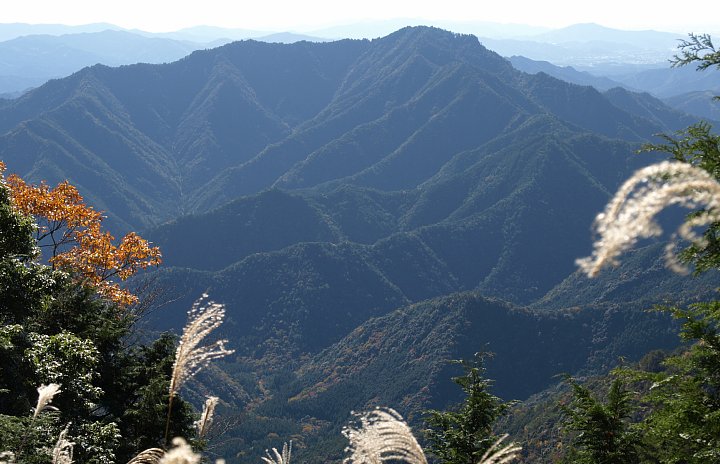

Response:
(0, 27), (687, 231)
(0, 26), (711, 464)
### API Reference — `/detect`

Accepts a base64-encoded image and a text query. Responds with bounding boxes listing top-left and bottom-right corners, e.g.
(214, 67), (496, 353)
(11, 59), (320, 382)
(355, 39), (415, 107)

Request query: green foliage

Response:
(627, 302), (720, 463)
(0, 413), (61, 464)
(618, 36), (720, 464)
(0, 178), (36, 260)
(116, 334), (197, 459)
(640, 34), (720, 274)
(560, 377), (640, 464)
(26, 331), (102, 410)
(0, 174), (197, 462)
(423, 354), (511, 464)
(672, 34), (720, 71)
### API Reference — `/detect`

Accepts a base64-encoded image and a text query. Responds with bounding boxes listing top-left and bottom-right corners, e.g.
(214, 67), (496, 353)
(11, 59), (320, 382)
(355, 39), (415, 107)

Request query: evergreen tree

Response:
(635, 34), (720, 464)
(560, 377), (641, 464)
(423, 353), (511, 464)
(631, 303), (720, 463)
(0, 164), (196, 462)
(577, 33), (720, 464)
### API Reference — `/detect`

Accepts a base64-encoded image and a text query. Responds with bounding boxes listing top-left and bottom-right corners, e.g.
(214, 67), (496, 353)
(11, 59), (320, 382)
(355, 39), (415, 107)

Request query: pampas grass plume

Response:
(343, 408), (520, 464)
(195, 396), (219, 438)
(577, 161), (720, 277)
(261, 441), (292, 464)
(127, 448), (165, 464)
(34, 383), (61, 418)
(477, 434), (521, 464)
(343, 408), (427, 464)
(159, 438), (200, 464)
(169, 295), (234, 399)
(51, 426), (74, 464)
(165, 294), (234, 443)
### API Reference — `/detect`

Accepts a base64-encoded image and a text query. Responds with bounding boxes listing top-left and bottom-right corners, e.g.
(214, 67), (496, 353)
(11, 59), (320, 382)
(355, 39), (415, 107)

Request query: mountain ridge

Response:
(0, 27), (712, 463)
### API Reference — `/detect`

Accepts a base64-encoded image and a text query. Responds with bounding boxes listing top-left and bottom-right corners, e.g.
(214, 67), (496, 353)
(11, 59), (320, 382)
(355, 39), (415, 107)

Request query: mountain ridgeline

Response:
(0, 26), (711, 463)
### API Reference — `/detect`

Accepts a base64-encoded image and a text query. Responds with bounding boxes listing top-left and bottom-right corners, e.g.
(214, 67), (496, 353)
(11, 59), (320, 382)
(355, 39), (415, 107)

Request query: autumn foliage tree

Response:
(0, 160), (197, 462)
(0, 162), (161, 306)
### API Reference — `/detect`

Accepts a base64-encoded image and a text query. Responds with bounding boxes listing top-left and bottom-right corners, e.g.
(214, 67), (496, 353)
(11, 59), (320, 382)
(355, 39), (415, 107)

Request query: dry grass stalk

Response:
(165, 294), (234, 443)
(34, 383), (61, 418)
(168, 295), (234, 398)
(261, 441), (292, 464)
(158, 438), (200, 464)
(477, 434), (521, 464)
(343, 408), (427, 464)
(127, 448), (165, 464)
(577, 161), (720, 277)
(195, 396), (219, 439)
(51, 426), (74, 464)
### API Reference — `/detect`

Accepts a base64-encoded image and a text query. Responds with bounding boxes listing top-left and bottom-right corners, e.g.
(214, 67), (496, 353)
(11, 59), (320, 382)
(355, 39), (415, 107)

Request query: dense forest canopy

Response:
(0, 28), (719, 464)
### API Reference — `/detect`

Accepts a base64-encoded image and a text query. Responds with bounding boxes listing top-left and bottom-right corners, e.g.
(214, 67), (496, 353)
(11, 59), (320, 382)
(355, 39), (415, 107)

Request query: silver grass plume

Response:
(51, 425), (74, 464)
(195, 396), (219, 438)
(169, 295), (234, 398)
(127, 448), (165, 464)
(477, 434), (521, 464)
(34, 383), (61, 418)
(261, 441), (292, 464)
(165, 294), (234, 443)
(577, 161), (720, 277)
(343, 408), (427, 464)
(159, 438), (200, 464)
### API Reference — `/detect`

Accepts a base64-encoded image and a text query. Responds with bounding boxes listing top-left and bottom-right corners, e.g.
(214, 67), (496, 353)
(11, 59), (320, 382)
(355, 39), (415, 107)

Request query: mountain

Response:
(530, 23), (682, 49)
(0, 22), (123, 41)
(0, 36), (369, 230)
(208, 291), (680, 462)
(145, 25), (269, 42)
(534, 243), (720, 311)
(663, 90), (720, 120)
(0, 30), (210, 94)
(609, 64), (720, 98)
(0, 25), (697, 318)
(522, 23), (682, 66)
(602, 86), (703, 129)
(508, 55), (626, 91)
(0, 31), (200, 71)
(308, 19), (549, 40)
(254, 32), (329, 43)
(0, 26), (708, 463)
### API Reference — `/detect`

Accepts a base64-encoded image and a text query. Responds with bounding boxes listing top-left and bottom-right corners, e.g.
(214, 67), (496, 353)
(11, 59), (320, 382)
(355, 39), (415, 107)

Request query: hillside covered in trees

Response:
(1, 26), (719, 463)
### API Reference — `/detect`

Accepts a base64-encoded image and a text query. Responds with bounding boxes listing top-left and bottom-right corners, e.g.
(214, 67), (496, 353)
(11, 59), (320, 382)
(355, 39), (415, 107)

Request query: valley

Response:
(1, 24), (718, 463)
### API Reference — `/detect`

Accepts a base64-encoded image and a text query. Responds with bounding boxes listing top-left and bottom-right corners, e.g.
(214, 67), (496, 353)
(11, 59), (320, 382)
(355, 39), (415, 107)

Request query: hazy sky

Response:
(2, 0), (718, 33)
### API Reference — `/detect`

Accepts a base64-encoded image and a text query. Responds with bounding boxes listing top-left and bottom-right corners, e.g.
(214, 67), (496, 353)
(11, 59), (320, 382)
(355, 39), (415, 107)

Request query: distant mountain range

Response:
(663, 90), (720, 120)
(0, 21), (718, 98)
(0, 26), (716, 463)
(508, 56), (626, 91)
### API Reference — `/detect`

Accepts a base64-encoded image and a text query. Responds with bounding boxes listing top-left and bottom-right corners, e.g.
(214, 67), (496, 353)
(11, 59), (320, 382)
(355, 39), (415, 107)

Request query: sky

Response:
(1, 0), (718, 34)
